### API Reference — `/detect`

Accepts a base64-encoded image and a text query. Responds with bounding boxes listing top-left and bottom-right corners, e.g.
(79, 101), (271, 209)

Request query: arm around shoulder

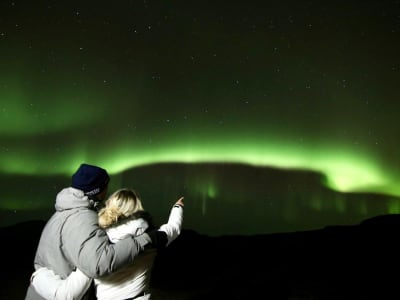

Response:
(63, 210), (151, 278)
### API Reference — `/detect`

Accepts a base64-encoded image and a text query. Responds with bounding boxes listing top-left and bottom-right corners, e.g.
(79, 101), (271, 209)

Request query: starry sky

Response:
(1, 0), (400, 235)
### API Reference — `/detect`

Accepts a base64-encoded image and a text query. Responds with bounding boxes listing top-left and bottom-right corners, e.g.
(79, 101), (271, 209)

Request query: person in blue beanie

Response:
(70, 163), (111, 210)
(25, 163), (168, 300)
(30, 189), (184, 300)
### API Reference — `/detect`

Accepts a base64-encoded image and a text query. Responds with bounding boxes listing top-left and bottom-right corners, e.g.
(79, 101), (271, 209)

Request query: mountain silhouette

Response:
(2, 214), (400, 299)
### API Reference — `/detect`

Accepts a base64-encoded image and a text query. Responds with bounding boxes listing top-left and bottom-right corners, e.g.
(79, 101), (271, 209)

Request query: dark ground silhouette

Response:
(1, 214), (400, 299)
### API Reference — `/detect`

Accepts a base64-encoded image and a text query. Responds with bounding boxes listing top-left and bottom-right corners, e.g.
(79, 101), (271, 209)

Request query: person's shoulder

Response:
(68, 207), (99, 225)
(118, 215), (149, 229)
(132, 211), (154, 226)
(112, 211), (153, 232)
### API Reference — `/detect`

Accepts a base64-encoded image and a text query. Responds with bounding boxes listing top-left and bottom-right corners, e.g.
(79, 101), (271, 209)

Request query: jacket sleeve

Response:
(31, 267), (92, 300)
(159, 205), (184, 246)
(61, 209), (152, 279)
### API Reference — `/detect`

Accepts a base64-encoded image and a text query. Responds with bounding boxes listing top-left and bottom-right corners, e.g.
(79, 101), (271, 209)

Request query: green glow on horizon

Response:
(100, 137), (397, 197)
(310, 196), (323, 212)
(0, 133), (398, 197)
(335, 197), (346, 213)
(207, 184), (217, 199)
(388, 199), (400, 214)
(359, 200), (368, 215)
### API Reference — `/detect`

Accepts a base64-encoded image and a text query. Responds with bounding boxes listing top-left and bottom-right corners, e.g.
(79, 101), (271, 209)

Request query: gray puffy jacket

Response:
(25, 187), (151, 300)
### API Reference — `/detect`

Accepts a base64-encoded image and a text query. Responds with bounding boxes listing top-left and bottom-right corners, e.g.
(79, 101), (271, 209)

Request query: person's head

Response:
(98, 188), (144, 228)
(71, 163), (110, 202)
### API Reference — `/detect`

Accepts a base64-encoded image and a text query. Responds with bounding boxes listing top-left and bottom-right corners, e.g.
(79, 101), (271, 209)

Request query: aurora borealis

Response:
(1, 0), (400, 235)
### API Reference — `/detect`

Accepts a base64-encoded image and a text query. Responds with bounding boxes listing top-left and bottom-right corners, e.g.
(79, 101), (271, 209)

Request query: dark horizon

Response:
(3, 208), (400, 299)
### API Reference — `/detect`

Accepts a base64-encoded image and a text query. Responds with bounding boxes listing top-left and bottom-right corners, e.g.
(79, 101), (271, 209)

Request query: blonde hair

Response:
(98, 188), (144, 228)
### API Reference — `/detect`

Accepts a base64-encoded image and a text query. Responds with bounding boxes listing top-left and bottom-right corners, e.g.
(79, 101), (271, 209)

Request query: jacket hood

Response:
(55, 187), (91, 211)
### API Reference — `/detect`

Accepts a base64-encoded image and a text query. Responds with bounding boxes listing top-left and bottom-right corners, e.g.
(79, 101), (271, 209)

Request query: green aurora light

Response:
(0, 134), (396, 196)
(1, 0), (400, 234)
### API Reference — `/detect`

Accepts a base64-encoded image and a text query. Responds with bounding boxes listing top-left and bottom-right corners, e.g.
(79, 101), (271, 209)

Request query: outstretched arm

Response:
(159, 197), (184, 246)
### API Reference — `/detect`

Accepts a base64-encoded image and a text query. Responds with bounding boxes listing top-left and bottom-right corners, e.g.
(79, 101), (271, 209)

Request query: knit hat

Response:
(72, 163), (110, 197)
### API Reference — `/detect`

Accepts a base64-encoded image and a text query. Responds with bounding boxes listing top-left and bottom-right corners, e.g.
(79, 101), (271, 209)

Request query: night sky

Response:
(1, 0), (400, 235)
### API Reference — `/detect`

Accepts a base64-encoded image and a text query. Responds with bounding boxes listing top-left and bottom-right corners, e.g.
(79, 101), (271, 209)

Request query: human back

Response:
(95, 188), (156, 300)
(25, 164), (153, 300)
(85, 189), (184, 300)
(34, 188), (102, 279)
(28, 175), (184, 300)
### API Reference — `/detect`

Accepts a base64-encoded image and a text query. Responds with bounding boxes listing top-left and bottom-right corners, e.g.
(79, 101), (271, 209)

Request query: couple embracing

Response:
(25, 163), (184, 300)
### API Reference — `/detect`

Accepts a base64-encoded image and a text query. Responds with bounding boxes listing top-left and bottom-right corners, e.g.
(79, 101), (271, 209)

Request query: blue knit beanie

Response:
(71, 163), (110, 196)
